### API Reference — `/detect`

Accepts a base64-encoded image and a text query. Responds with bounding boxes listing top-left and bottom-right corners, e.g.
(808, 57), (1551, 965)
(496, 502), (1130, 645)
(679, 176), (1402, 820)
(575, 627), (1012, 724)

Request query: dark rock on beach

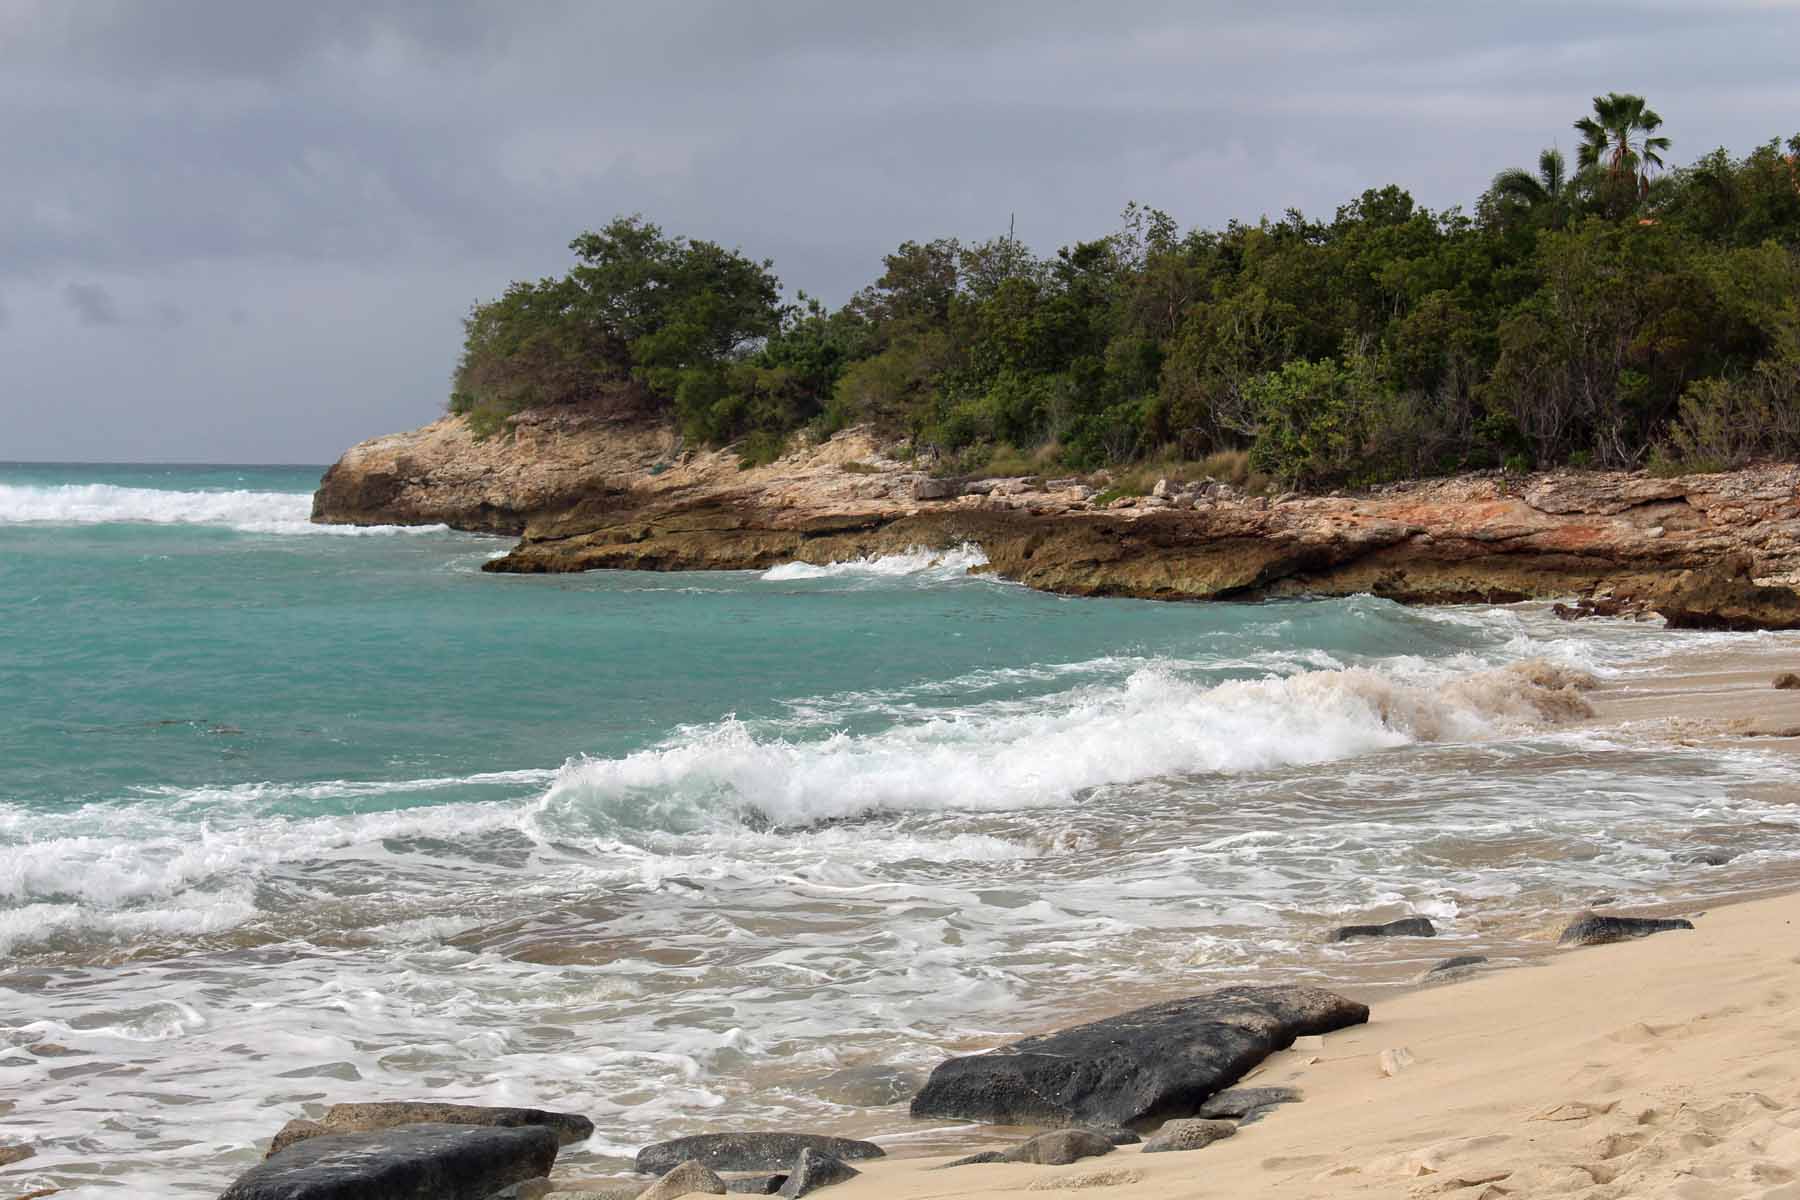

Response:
(636, 1134), (885, 1176)
(1080, 1126), (1141, 1146)
(1196, 1086), (1302, 1119)
(218, 1123), (559, 1200)
(1558, 912), (1695, 947)
(1141, 1119), (1237, 1154)
(909, 985), (1368, 1128)
(1774, 672), (1800, 689)
(320, 1101), (593, 1146)
(775, 1149), (859, 1199)
(1330, 916), (1437, 942)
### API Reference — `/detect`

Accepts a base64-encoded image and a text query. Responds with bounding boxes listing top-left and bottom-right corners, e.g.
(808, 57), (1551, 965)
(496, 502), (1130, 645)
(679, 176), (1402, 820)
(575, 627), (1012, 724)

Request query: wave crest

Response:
(0, 482), (446, 535)
(534, 658), (1600, 834)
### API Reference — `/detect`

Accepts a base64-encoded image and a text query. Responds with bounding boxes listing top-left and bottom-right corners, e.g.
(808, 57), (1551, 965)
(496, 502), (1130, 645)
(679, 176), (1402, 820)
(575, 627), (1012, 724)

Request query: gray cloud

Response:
(2, 0), (1797, 462)
(64, 282), (121, 326)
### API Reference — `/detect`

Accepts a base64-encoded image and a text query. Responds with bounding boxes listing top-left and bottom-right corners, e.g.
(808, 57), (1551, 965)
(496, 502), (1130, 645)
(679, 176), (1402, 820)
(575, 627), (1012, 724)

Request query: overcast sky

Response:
(4, 0), (1797, 464)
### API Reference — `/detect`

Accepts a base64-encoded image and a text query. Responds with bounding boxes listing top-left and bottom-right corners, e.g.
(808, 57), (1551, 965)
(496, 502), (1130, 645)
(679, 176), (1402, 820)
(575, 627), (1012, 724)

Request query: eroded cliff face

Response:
(311, 408), (1800, 623)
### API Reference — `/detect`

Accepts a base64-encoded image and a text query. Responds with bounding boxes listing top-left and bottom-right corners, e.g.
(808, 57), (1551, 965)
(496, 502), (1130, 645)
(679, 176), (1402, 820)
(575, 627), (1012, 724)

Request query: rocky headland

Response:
(311, 407), (1800, 625)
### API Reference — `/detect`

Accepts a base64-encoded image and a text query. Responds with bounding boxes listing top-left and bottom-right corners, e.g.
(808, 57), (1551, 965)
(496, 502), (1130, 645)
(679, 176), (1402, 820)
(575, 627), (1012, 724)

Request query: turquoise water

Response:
(2, 463), (1796, 1198)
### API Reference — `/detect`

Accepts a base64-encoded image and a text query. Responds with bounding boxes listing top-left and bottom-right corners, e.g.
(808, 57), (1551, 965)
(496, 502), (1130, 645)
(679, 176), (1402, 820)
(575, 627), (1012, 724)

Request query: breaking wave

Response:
(760, 542), (989, 582)
(534, 659), (1601, 833)
(0, 482), (446, 535)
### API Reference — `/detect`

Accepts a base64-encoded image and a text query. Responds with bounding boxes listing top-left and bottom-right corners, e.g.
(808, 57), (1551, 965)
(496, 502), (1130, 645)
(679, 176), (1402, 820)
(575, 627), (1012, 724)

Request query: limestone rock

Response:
(639, 1161), (727, 1200)
(218, 1123), (560, 1200)
(1330, 916), (1436, 942)
(1141, 1119), (1236, 1154)
(635, 1134), (884, 1176)
(774, 1150), (858, 1199)
(1196, 1087), (1302, 1119)
(1005, 1130), (1115, 1166)
(267, 1118), (329, 1158)
(910, 985), (1368, 1128)
(1557, 911), (1694, 946)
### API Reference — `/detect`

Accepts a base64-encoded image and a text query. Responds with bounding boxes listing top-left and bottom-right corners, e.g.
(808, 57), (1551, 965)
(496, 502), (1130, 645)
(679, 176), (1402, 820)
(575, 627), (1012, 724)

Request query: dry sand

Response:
(826, 638), (1800, 1200)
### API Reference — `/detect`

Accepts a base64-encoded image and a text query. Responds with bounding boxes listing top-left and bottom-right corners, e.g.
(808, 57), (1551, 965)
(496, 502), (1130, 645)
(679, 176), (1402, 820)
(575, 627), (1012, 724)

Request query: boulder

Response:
(1557, 912), (1694, 947)
(1140, 1119), (1236, 1154)
(640, 1160), (727, 1200)
(909, 985), (1369, 1128)
(636, 1134), (884, 1176)
(912, 478), (962, 501)
(0, 1143), (34, 1166)
(723, 1175), (787, 1194)
(1641, 565), (1800, 631)
(217, 1123), (559, 1200)
(1196, 1087), (1302, 1119)
(1079, 1127), (1140, 1146)
(1774, 672), (1800, 690)
(319, 1101), (594, 1146)
(1330, 917), (1436, 942)
(775, 1150), (858, 1199)
(1006, 1130), (1114, 1166)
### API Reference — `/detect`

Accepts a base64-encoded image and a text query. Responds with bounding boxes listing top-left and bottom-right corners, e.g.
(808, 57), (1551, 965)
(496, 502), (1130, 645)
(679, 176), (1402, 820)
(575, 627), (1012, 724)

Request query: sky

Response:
(3, 1), (1798, 464)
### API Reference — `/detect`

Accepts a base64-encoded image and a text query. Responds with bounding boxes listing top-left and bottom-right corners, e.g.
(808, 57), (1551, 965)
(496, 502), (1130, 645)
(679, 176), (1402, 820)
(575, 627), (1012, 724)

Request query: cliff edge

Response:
(313, 409), (1800, 624)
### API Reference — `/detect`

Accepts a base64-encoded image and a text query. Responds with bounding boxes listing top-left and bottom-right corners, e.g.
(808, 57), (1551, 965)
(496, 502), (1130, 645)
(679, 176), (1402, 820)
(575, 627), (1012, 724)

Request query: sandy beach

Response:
(799, 638), (1800, 1200)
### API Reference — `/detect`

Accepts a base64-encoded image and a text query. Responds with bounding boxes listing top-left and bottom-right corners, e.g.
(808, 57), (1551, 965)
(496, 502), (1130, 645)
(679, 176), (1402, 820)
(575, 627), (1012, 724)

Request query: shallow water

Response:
(2, 462), (1797, 1197)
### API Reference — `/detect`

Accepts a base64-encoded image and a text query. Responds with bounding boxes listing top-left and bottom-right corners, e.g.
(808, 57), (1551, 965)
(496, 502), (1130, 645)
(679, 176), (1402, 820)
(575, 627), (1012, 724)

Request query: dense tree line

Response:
(450, 96), (1800, 486)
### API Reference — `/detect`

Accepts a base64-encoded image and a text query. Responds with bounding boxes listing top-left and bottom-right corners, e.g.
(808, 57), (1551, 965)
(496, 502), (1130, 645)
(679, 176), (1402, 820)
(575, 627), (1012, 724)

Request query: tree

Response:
(1489, 148), (1570, 225)
(1575, 93), (1671, 197)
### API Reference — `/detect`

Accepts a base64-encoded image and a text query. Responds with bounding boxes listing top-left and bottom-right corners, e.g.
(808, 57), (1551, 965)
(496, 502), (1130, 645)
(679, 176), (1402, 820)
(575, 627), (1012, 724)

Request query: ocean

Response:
(2, 462), (1797, 1197)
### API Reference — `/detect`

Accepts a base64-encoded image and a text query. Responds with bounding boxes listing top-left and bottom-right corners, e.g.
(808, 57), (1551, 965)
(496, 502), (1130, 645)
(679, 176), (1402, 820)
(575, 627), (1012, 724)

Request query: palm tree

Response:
(1574, 93), (1671, 196)
(1491, 147), (1569, 210)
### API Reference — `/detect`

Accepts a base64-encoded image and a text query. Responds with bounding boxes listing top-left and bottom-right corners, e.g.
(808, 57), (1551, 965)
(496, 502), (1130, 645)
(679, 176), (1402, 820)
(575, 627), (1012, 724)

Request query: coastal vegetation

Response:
(449, 96), (1800, 486)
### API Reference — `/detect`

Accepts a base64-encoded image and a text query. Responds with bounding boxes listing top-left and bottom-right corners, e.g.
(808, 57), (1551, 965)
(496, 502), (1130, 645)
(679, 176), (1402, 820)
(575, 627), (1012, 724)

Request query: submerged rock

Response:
(909, 985), (1368, 1128)
(1141, 1119), (1236, 1154)
(636, 1134), (884, 1176)
(1676, 848), (1739, 867)
(775, 1149), (859, 1198)
(1557, 912), (1695, 947)
(218, 1123), (559, 1200)
(1196, 1087), (1302, 1119)
(1330, 916), (1437, 942)
(640, 1160), (727, 1200)
(1422, 955), (1490, 979)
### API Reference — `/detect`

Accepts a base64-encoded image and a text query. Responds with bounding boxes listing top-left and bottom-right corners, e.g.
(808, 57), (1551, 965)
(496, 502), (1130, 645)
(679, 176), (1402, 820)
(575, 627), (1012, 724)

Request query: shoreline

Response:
(814, 637), (1800, 1198)
(524, 628), (1800, 1193)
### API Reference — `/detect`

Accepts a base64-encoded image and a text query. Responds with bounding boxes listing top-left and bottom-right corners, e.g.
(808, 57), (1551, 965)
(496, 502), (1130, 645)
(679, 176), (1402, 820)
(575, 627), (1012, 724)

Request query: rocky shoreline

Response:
(203, 911), (1700, 1200)
(310, 408), (1800, 626)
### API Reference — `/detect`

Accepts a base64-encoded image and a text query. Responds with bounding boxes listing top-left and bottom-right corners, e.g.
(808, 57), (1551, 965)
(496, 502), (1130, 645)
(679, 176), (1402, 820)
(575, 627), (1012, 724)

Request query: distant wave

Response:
(760, 543), (989, 582)
(0, 482), (448, 535)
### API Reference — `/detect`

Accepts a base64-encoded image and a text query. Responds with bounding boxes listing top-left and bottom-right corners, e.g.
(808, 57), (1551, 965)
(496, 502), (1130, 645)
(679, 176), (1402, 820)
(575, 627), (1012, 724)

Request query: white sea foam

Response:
(533, 659), (1601, 832)
(0, 482), (448, 535)
(760, 542), (989, 582)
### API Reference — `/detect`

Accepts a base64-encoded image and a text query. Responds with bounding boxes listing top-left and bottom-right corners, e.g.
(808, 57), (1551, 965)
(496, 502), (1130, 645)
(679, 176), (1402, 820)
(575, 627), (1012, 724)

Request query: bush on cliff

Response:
(447, 109), (1800, 483)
